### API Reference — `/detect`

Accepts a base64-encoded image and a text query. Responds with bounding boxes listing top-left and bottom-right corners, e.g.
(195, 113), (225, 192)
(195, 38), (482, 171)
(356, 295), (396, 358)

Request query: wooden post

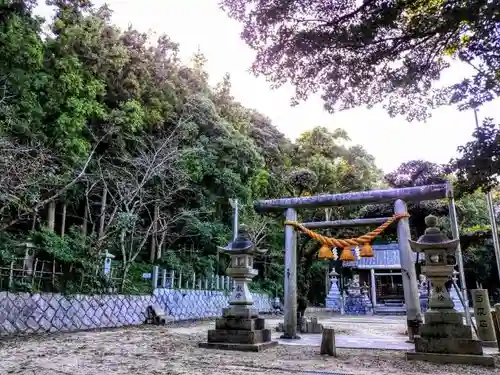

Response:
(8, 261), (14, 289)
(320, 328), (337, 356)
(31, 259), (38, 288)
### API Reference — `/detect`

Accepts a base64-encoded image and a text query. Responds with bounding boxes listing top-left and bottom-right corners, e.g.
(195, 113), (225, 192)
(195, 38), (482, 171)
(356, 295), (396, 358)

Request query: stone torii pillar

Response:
(395, 199), (422, 340)
(283, 208), (299, 339)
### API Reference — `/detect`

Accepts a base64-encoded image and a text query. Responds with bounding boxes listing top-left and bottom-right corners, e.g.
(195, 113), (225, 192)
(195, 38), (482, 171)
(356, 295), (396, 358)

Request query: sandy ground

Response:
(0, 315), (499, 375)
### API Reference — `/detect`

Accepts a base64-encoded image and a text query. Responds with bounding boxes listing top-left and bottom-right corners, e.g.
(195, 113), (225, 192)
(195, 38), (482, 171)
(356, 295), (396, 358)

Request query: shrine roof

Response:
(342, 243), (418, 269)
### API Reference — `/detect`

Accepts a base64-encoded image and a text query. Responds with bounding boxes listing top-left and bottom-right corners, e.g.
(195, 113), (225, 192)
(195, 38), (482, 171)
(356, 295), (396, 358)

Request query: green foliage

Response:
(451, 118), (500, 194)
(31, 226), (97, 265)
(221, 0), (499, 122)
(0, 0), (496, 302)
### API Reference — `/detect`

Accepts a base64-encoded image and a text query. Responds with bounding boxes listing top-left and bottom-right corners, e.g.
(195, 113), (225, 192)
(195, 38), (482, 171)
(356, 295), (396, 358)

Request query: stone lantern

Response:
(219, 225), (266, 314)
(406, 215), (493, 367)
(325, 269), (341, 312)
(199, 225), (277, 352)
(409, 215), (458, 311)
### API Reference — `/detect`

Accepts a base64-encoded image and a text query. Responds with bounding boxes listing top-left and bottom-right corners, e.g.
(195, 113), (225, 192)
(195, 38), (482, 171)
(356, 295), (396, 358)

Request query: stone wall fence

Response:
(0, 265), (274, 337)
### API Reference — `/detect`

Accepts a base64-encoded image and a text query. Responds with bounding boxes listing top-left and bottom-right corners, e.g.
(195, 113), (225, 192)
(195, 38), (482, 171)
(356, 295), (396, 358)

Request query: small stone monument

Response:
(449, 271), (464, 313)
(199, 225), (277, 352)
(325, 269), (342, 312)
(406, 215), (494, 367)
(103, 250), (115, 278)
(345, 274), (372, 315)
(471, 289), (497, 347)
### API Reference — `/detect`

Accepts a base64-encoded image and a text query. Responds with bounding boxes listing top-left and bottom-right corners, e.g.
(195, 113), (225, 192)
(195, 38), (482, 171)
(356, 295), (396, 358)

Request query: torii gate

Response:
(253, 182), (471, 340)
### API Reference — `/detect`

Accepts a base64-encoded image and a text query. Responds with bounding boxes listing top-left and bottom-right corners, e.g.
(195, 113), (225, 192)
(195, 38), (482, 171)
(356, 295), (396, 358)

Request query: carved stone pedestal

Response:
(199, 307), (277, 352)
(407, 309), (494, 366)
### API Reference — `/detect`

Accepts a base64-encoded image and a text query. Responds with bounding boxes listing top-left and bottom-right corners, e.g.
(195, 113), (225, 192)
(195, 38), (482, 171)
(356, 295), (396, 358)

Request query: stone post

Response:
(370, 268), (376, 307)
(406, 215), (493, 367)
(152, 265), (159, 289)
(493, 304), (500, 350)
(471, 289), (496, 347)
(283, 208), (299, 339)
(161, 269), (167, 288)
(199, 225), (277, 351)
(395, 199), (422, 340)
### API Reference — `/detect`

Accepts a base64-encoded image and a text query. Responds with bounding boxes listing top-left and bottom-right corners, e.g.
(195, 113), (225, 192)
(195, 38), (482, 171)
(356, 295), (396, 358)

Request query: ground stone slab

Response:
(406, 351), (495, 367)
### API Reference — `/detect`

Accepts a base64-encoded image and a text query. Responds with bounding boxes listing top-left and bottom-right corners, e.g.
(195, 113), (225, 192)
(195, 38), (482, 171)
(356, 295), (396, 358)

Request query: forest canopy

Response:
(0, 0), (499, 302)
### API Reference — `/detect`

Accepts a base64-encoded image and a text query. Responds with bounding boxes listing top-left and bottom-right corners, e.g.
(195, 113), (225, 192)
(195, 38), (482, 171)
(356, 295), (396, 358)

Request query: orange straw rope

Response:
(284, 213), (410, 248)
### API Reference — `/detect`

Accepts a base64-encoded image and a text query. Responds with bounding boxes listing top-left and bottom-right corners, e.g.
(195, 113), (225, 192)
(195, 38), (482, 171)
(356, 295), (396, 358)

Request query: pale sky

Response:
(36, 0), (499, 173)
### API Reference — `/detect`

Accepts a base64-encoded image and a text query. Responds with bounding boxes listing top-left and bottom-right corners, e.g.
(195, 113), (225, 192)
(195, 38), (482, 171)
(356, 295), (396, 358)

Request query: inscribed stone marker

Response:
(471, 289), (496, 344)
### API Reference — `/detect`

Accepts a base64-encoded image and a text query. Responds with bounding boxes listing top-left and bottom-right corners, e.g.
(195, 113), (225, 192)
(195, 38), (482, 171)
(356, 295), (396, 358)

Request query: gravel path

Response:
(0, 317), (498, 375)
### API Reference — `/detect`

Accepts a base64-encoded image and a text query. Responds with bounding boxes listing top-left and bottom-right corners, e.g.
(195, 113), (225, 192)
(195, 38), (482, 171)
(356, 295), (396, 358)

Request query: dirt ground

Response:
(0, 316), (499, 375)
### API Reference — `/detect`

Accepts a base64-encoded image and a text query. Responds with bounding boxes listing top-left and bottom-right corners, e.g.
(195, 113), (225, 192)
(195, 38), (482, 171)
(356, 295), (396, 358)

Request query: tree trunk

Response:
(98, 188), (107, 239)
(61, 203), (67, 237)
(157, 231), (166, 261)
(149, 202), (159, 263)
(31, 210), (38, 231)
(120, 263), (130, 292)
(119, 228), (128, 291)
(47, 201), (56, 231)
(82, 200), (89, 237)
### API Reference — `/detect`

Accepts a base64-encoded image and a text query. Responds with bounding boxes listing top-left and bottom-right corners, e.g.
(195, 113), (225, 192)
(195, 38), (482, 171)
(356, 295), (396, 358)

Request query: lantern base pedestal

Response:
(198, 341), (278, 352)
(199, 307), (277, 352)
(222, 306), (259, 319)
(406, 310), (494, 367)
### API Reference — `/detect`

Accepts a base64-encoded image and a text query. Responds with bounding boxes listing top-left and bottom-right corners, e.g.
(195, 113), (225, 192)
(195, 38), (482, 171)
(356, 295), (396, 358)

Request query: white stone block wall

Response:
(0, 289), (273, 336)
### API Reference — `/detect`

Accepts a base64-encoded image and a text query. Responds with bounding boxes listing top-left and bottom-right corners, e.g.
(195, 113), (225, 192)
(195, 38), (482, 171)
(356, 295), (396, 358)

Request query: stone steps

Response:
(374, 300), (406, 316)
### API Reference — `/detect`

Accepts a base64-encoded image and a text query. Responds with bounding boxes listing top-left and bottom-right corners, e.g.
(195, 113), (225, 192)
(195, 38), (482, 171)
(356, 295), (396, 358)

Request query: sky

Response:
(35, 0), (499, 173)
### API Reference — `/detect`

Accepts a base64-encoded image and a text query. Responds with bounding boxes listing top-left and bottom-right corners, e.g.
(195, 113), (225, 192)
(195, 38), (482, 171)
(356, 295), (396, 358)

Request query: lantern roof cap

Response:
(408, 215), (459, 252)
(218, 224), (265, 254)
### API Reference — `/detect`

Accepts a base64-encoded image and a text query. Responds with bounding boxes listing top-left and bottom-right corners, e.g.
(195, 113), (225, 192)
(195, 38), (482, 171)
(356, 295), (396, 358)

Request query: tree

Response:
(92, 132), (196, 286)
(451, 118), (500, 194)
(384, 160), (447, 188)
(220, 0), (500, 121)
